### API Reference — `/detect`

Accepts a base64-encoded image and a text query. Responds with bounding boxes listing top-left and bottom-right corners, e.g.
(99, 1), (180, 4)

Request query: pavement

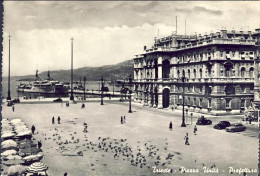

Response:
(2, 99), (259, 176)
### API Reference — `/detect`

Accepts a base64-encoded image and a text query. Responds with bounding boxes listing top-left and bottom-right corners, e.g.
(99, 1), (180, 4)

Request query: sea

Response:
(1, 79), (122, 99)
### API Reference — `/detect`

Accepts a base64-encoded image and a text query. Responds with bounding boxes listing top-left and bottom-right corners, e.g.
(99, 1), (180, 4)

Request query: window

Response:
(188, 69), (191, 79)
(193, 69), (197, 79)
(220, 51), (223, 57)
(177, 70), (180, 78)
(241, 86), (246, 93)
(241, 99), (245, 108)
(249, 67), (254, 77)
(226, 99), (231, 108)
(199, 98), (203, 107)
(193, 98), (196, 106)
(241, 67), (246, 77)
(199, 68), (203, 78)
(208, 99), (212, 108)
(225, 68), (232, 77)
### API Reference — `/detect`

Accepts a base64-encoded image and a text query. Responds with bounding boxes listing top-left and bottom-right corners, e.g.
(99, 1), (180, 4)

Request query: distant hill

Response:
(4, 59), (134, 82)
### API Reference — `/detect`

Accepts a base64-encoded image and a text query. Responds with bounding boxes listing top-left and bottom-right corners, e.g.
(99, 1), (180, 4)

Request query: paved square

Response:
(2, 101), (258, 176)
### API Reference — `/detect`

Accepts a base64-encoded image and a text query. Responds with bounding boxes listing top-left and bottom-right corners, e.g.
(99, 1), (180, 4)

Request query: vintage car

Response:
(196, 116), (212, 125)
(226, 123), (247, 132)
(213, 121), (231, 129)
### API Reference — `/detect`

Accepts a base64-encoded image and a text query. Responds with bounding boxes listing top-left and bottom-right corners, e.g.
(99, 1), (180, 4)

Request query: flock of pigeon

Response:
(37, 122), (219, 174)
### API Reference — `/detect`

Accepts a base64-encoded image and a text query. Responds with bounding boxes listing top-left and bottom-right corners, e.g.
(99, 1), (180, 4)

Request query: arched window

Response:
(162, 60), (170, 79)
(182, 69), (185, 77)
(199, 68), (202, 78)
(193, 69), (196, 78)
(249, 67), (254, 77)
(241, 67), (246, 77)
(224, 61), (233, 77)
(188, 69), (191, 79)
(177, 70), (180, 78)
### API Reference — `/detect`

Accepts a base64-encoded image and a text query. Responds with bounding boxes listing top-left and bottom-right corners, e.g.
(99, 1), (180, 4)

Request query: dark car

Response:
(120, 87), (129, 94)
(196, 116), (212, 125)
(214, 121), (231, 129)
(226, 123), (247, 132)
(53, 98), (63, 102)
(101, 87), (109, 92)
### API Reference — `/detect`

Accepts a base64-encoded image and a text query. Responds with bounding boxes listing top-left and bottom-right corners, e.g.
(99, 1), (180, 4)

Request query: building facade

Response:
(133, 29), (260, 115)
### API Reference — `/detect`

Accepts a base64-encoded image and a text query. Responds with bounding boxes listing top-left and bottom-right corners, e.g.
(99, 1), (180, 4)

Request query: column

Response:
(157, 84), (163, 109)
(157, 57), (162, 80)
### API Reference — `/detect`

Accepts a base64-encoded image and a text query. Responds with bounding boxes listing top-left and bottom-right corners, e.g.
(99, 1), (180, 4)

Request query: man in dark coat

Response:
(58, 116), (61, 124)
(52, 116), (55, 124)
(184, 133), (189, 145)
(169, 122), (173, 130)
(31, 125), (36, 135)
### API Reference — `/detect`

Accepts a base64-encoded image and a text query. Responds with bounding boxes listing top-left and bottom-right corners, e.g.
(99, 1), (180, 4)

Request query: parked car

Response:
(196, 116), (212, 125)
(53, 98), (63, 102)
(101, 87), (109, 92)
(226, 123), (247, 132)
(213, 121), (231, 129)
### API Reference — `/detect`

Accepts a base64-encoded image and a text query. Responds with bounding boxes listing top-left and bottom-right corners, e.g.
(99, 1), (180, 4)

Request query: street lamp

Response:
(128, 75), (133, 113)
(83, 76), (86, 100)
(112, 80), (115, 96)
(180, 76), (187, 127)
(100, 76), (104, 105)
(70, 37), (74, 101)
(7, 34), (12, 101)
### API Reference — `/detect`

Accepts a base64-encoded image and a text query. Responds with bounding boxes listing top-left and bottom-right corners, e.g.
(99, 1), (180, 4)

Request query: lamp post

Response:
(100, 76), (104, 105)
(70, 37), (74, 101)
(112, 80), (115, 96)
(180, 76), (187, 127)
(83, 76), (86, 100)
(128, 75), (133, 113)
(7, 34), (12, 100)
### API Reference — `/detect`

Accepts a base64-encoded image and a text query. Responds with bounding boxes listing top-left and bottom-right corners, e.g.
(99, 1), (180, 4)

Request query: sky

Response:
(2, 1), (260, 76)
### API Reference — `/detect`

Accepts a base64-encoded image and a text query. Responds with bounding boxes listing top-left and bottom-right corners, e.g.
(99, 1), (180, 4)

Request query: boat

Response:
(17, 70), (69, 98)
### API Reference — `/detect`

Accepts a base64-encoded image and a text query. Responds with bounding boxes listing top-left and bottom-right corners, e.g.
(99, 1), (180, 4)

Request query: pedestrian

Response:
(31, 125), (36, 135)
(38, 141), (42, 149)
(52, 116), (55, 124)
(184, 133), (189, 145)
(121, 116), (123, 124)
(124, 116), (126, 123)
(81, 103), (85, 108)
(185, 108), (188, 115)
(12, 105), (15, 112)
(169, 122), (173, 130)
(248, 115), (252, 124)
(171, 106), (174, 111)
(64, 173), (68, 176)
(58, 116), (61, 124)
(194, 125), (197, 135)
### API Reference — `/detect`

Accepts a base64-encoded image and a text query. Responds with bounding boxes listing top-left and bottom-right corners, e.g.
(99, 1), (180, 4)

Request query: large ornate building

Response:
(133, 28), (260, 115)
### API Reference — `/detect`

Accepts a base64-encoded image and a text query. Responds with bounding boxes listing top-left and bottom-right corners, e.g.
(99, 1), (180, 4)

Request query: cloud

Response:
(2, 1), (260, 76)
(193, 6), (223, 15)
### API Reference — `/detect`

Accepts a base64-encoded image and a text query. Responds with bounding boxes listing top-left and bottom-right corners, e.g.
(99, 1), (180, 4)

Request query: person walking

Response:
(58, 116), (61, 124)
(121, 116), (123, 124)
(184, 133), (189, 145)
(123, 116), (126, 124)
(31, 125), (36, 135)
(12, 105), (15, 112)
(169, 122), (173, 131)
(52, 116), (55, 124)
(194, 125), (197, 135)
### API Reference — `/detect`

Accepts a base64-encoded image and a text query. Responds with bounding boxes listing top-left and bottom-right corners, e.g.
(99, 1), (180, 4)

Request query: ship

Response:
(17, 70), (69, 99)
